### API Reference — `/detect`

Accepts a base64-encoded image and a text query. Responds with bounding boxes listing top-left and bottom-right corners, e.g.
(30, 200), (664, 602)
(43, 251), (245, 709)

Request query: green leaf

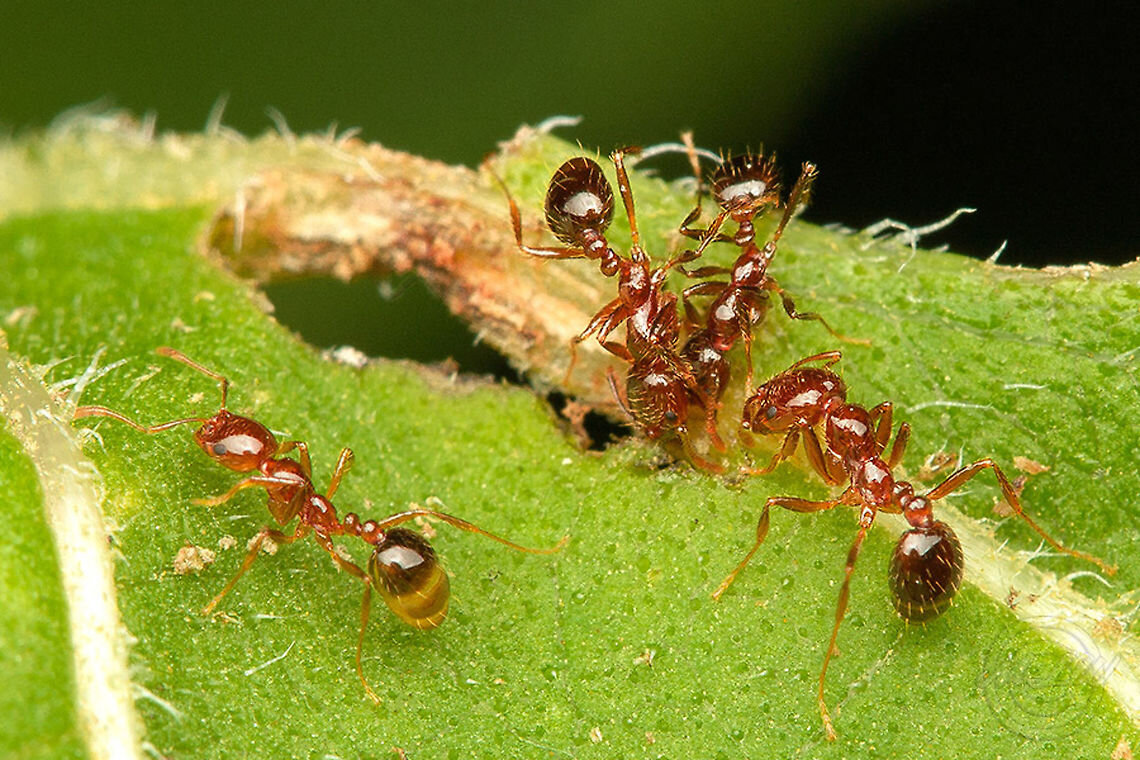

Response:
(1, 117), (1137, 758)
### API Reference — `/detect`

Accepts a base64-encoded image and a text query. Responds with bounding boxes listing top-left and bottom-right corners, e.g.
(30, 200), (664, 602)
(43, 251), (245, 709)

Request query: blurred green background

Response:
(2, 1), (1135, 369)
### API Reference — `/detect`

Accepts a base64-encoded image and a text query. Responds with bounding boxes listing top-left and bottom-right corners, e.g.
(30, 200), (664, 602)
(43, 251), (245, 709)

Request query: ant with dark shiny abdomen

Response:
(502, 150), (728, 469)
(677, 151), (862, 396)
(713, 350), (1115, 740)
(73, 347), (566, 702)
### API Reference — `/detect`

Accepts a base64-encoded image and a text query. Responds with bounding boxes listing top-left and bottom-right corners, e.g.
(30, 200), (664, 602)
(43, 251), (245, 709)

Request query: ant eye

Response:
(765, 406), (778, 420)
(212, 442), (228, 455)
(664, 410), (678, 422)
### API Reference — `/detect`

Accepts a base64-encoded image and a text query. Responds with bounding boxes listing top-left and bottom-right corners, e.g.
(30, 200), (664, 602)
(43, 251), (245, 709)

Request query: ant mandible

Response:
(502, 149), (728, 467)
(73, 347), (566, 702)
(713, 351), (1115, 740)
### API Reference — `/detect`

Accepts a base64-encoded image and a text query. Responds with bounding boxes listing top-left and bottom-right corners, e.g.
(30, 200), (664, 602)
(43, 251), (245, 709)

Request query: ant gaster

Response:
(73, 347), (566, 703)
(503, 150), (727, 469)
(714, 350), (1115, 740)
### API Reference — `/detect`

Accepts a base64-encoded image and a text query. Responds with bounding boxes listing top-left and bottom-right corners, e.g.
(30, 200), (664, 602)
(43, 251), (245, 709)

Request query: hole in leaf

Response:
(263, 273), (628, 451)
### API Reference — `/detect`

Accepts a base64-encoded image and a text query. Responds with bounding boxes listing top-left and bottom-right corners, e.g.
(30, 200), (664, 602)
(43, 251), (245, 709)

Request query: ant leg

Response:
(785, 351), (844, 373)
(309, 531), (368, 580)
(566, 298), (630, 383)
(192, 475), (304, 506)
(370, 509), (569, 555)
(886, 423), (910, 469)
(770, 163), (819, 242)
(766, 279), (871, 346)
(325, 447), (355, 499)
(491, 170), (588, 259)
(73, 405), (206, 434)
(802, 428), (845, 485)
(866, 404), (910, 467)
(202, 523), (310, 614)
(676, 427), (726, 475)
(713, 490), (852, 600)
(926, 459), (1115, 575)
(275, 440), (312, 477)
(741, 429), (800, 476)
(356, 582), (382, 704)
(156, 347), (230, 408)
(867, 402), (893, 453)
(605, 366), (635, 420)
(819, 521), (870, 742)
(611, 148), (644, 249)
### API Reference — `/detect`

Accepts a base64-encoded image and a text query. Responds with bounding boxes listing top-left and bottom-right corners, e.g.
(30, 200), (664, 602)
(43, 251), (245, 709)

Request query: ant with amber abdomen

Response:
(502, 149), (729, 469)
(713, 350), (1115, 740)
(73, 347), (566, 703)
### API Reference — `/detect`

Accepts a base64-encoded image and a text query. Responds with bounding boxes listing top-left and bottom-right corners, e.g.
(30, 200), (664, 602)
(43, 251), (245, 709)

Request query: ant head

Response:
(367, 528), (449, 630)
(712, 152), (782, 219)
(888, 520), (963, 622)
(192, 410), (277, 473)
(626, 357), (689, 438)
(545, 157), (615, 247)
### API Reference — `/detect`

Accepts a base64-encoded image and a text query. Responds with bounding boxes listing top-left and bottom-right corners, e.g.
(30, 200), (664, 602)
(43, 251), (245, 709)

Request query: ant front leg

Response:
(202, 522), (310, 615)
(926, 458), (1115, 575)
(741, 428), (801, 476)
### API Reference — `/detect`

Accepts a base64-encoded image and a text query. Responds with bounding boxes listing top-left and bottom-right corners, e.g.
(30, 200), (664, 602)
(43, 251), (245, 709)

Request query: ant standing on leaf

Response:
(501, 149), (728, 471)
(73, 347), (566, 703)
(712, 350), (1116, 740)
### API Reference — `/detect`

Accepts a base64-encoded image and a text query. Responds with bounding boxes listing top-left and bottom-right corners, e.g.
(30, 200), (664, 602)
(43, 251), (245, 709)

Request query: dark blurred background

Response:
(3, 1), (1136, 370)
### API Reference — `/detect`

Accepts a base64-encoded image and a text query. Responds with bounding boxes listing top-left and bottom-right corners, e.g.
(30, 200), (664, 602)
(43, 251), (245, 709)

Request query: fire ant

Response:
(73, 347), (566, 702)
(502, 150), (727, 470)
(713, 350), (1115, 740)
(676, 150), (863, 395)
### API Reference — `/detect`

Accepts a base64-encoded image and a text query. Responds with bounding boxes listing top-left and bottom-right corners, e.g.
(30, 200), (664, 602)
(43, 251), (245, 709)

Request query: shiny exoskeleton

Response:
(505, 149), (728, 468)
(73, 347), (566, 703)
(677, 152), (858, 399)
(714, 351), (1115, 740)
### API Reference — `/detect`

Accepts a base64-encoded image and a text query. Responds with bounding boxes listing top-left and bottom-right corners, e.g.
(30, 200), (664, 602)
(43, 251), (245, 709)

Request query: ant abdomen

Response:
(712, 152), (782, 214)
(367, 528), (450, 630)
(625, 355), (689, 440)
(888, 520), (964, 622)
(544, 157), (614, 246)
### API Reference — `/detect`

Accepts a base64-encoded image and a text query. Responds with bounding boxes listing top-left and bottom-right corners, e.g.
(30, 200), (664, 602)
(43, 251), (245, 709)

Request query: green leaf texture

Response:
(1, 119), (1138, 759)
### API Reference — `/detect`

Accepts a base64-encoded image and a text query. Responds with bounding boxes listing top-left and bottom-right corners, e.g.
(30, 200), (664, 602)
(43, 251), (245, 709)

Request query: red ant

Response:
(677, 151), (863, 395)
(73, 347), (566, 703)
(713, 350), (1115, 740)
(502, 150), (727, 470)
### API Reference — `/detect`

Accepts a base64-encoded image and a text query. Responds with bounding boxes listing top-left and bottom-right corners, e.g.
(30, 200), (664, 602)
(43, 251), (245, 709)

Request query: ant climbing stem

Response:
(499, 148), (731, 462)
(714, 352), (1114, 740)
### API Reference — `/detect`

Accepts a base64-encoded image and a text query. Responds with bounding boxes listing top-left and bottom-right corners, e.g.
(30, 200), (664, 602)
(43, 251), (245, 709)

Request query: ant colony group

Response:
(501, 143), (1115, 740)
(70, 138), (1114, 742)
